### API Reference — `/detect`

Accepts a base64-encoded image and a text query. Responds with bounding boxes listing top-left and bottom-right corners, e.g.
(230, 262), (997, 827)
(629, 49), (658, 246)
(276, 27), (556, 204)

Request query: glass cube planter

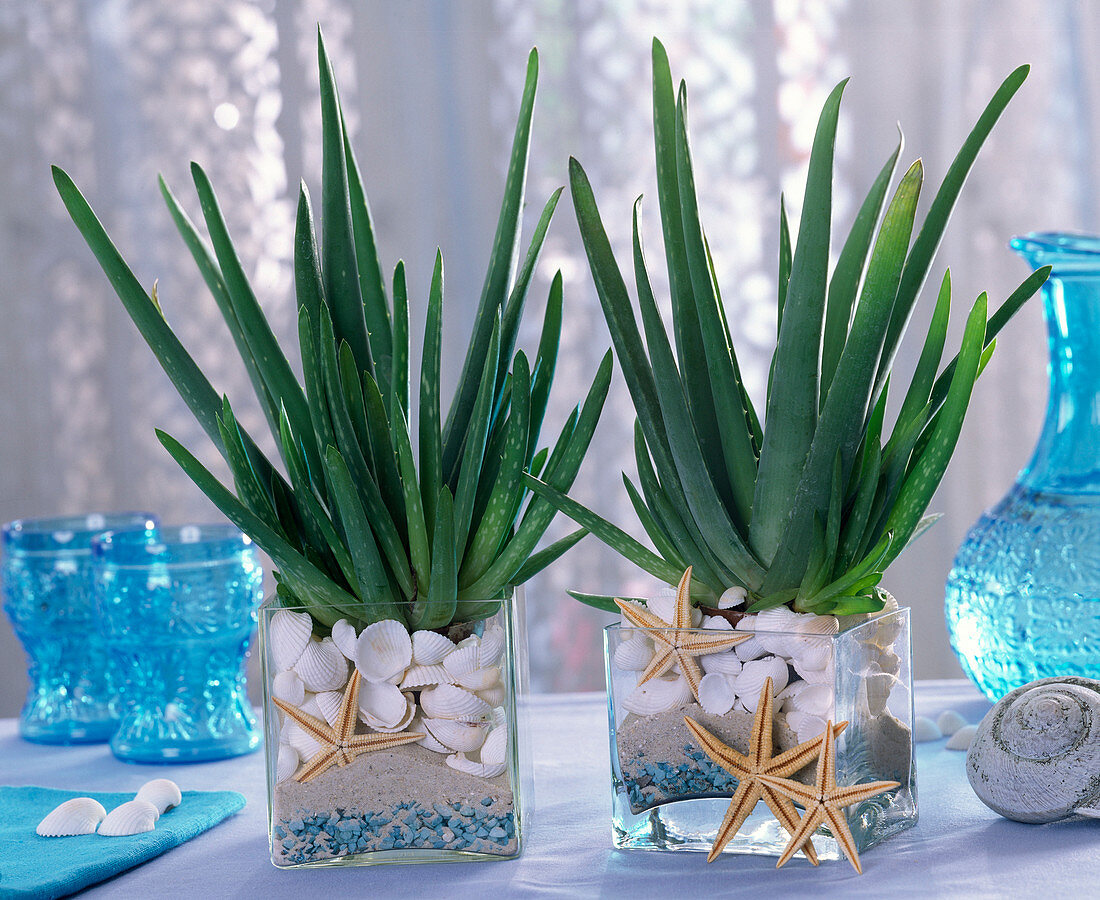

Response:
(261, 591), (529, 868)
(605, 604), (915, 861)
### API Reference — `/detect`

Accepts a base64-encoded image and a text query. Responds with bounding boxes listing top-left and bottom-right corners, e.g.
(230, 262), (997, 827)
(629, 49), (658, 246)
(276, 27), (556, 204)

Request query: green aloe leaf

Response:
(420, 252), (445, 533)
(317, 29), (372, 374)
(392, 399), (431, 597)
(511, 526), (589, 584)
(442, 49), (538, 477)
(623, 473), (688, 572)
(751, 78), (848, 565)
(216, 397), (282, 534)
(528, 272), (563, 461)
(390, 261), (410, 420)
(777, 195), (791, 335)
(297, 306), (336, 489)
(566, 591), (623, 614)
(415, 487), (458, 629)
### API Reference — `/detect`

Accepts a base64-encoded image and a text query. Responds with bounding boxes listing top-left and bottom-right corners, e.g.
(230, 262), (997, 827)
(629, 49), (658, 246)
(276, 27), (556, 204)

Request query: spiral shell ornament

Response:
(965, 676), (1100, 823)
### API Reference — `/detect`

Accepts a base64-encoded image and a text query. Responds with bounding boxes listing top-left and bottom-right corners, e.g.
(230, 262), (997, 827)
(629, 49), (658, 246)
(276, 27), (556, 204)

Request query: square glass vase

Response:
(261, 590), (530, 868)
(605, 604), (915, 860)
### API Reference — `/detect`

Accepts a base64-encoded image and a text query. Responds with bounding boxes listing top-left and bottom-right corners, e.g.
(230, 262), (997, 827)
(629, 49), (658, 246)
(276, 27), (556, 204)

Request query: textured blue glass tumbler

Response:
(946, 233), (1100, 700)
(1, 512), (157, 743)
(93, 524), (264, 762)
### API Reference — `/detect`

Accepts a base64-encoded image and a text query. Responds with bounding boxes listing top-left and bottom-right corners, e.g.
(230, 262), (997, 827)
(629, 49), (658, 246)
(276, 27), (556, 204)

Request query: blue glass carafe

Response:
(946, 232), (1100, 701)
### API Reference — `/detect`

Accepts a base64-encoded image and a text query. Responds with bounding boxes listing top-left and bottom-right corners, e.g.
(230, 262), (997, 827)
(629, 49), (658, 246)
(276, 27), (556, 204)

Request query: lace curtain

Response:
(0, 0), (1095, 714)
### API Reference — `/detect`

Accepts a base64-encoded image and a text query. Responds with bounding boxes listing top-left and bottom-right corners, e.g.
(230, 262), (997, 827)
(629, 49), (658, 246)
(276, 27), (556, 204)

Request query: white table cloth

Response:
(2, 680), (1096, 898)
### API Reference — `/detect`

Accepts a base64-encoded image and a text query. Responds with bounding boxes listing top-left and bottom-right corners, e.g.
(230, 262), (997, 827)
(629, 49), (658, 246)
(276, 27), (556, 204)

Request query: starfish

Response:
(758, 721), (900, 874)
(273, 669), (424, 783)
(684, 676), (847, 865)
(616, 567), (749, 699)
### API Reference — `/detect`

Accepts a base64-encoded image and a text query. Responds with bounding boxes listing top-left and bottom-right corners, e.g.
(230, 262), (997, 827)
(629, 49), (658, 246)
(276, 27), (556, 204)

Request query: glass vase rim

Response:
(603, 605), (908, 639)
(1010, 231), (1100, 270)
(2, 512), (158, 556)
(92, 523), (256, 568)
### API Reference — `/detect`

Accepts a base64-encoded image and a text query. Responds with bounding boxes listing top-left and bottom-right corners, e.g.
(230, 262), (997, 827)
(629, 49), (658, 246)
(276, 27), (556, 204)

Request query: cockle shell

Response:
(914, 716), (942, 742)
(792, 656), (833, 685)
(476, 683), (507, 707)
(442, 644), (481, 678)
(98, 800), (159, 837)
(269, 609), (314, 671)
(272, 669), (306, 707)
(752, 607), (799, 655)
(135, 779), (181, 816)
(622, 674), (692, 716)
(718, 586), (747, 609)
(966, 677), (1100, 823)
(779, 682), (834, 720)
(456, 666), (500, 692)
(702, 615), (733, 631)
(358, 679), (409, 729)
(734, 616), (767, 661)
(410, 714), (453, 754)
(445, 723), (508, 779)
(613, 634), (653, 671)
(411, 630), (455, 666)
(313, 690), (346, 728)
(369, 695), (416, 734)
(284, 721), (323, 760)
(859, 670), (897, 717)
(937, 710), (967, 737)
(734, 656), (789, 710)
(399, 664), (456, 690)
(276, 741), (300, 783)
(36, 798), (107, 836)
(946, 724), (978, 751)
(646, 593), (702, 627)
(330, 618), (359, 661)
(700, 650), (742, 676)
(698, 672), (736, 716)
(294, 637), (348, 692)
(785, 710), (828, 744)
(424, 717), (489, 752)
(356, 619), (413, 684)
(479, 626), (506, 668)
(419, 683), (492, 721)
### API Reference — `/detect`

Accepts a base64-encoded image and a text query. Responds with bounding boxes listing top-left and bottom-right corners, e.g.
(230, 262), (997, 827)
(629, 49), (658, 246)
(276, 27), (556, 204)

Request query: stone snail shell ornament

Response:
(966, 676), (1100, 823)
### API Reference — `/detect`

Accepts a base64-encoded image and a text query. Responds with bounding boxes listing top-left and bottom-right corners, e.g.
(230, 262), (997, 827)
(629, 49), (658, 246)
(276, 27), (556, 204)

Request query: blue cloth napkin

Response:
(0, 785), (245, 899)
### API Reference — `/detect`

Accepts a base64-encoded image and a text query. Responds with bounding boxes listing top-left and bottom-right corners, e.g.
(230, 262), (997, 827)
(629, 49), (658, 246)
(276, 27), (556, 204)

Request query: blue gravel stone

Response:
(459, 805), (475, 817)
(489, 826), (507, 839)
(481, 797), (494, 807)
(476, 826), (488, 837)
(289, 818), (304, 832)
(433, 802), (452, 818)
(433, 839), (445, 849)
(426, 814), (443, 828)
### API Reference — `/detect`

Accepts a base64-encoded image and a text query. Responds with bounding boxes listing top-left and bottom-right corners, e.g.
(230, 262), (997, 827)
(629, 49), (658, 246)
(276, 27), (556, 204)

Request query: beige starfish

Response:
(758, 721), (900, 874)
(616, 567), (749, 699)
(684, 676), (847, 864)
(273, 669), (424, 783)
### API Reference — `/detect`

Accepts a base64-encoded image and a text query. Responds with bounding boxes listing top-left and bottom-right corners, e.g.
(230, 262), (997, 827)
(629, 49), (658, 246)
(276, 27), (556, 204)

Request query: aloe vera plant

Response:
(528, 39), (1049, 616)
(52, 32), (610, 631)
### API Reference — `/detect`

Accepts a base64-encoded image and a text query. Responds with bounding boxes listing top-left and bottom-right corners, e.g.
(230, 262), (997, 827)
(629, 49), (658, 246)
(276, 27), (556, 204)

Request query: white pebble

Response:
(945, 723), (978, 751)
(936, 709), (968, 737)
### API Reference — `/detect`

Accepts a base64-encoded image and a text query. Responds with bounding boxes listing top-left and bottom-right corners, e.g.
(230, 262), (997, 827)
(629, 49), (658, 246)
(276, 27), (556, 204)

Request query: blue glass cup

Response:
(92, 524), (264, 762)
(1, 512), (158, 743)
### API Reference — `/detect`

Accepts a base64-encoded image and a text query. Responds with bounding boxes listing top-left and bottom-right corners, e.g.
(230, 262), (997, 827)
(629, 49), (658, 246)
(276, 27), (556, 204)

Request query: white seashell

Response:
(792, 657), (833, 685)
(734, 656), (789, 710)
(356, 619), (413, 684)
(914, 716), (942, 742)
(645, 593), (702, 626)
(753, 607), (799, 655)
(966, 677), (1100, 823)
(442, 644), (481, 678)
(358, 679), (409, 729)
(368, 695), (416, 733)
(936, 709), (968, 737)
(313, 690), (346, 728)
(330, 618), (359, 660)
(36, 798), (107, 836)
(612, 634), (653, 671)
(702, 615), (733, 631)
(269, 609), (314, 671)
(481, 724), (508, 766)
(859, 671), (897, 717)
(734, 616), (767, 661)
(788, 637), (834, 671)
(477, 683), (508, 707)
(780, 682), (834, 720)
(698, 673), (736, 716)
(446, 751), (507, 779)
(272, 669), (306, 707)
(946, 724), (978, 751)
(700, 650), (742, 676)
(98, 800), (159, 837)
(419, 683), (493, 721)
(718, 586), (747, 609)
(276, 741), (300, 783)
(490, 707), (507, 729)
(457, 666), (500, 692)
(410, 714), (453, 753)
(135, 779), (181, 816)
(786, 710), (828, 744)
(411, 630), (456, 666)
(283, 722), (323, 760)
(876, 647), (902, 678)
(622, 675), (692, 716)
(399, 664), (456, 690)
(793, 613), (839, 636)
(478, 626), (506, 668)
(294, 637), (349, 692)
(424, 717), (489, 752)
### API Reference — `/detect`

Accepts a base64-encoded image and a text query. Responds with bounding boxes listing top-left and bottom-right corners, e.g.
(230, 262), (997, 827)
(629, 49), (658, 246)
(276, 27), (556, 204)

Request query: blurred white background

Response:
(1, 0), (1097, 717)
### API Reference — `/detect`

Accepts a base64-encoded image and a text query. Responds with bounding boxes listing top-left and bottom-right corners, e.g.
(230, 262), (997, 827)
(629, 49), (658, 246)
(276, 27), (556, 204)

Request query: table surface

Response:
(2, 680), (1096, 899)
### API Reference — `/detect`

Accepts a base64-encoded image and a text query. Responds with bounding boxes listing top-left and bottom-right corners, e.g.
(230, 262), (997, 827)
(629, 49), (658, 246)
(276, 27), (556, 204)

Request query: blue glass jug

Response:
(946, 233), (1100, 700)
